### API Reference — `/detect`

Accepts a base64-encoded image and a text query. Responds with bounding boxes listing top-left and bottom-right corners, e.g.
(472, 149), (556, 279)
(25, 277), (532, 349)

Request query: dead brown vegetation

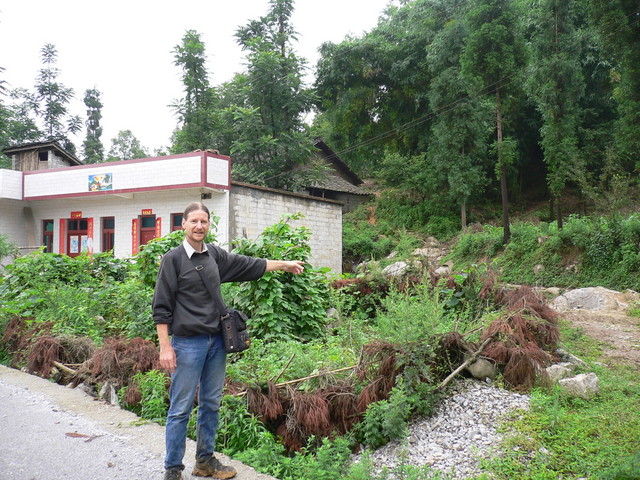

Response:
(75, 337), (159, 387)
(481, 285), (559, 390)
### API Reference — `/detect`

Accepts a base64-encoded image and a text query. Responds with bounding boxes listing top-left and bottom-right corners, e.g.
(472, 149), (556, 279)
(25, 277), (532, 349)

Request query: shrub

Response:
(356, 384), (412, 449)
(373, 283), (451, 344)
(120, 369), (169, 422)
(225, 213), (329, 342)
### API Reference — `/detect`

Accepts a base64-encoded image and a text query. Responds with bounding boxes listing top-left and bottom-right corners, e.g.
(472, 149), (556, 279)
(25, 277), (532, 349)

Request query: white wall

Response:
(0, 199), (27, 246)
(27, 188), (229, 257)
(24, 155), (208, 199)
(0, 169), (23, 200)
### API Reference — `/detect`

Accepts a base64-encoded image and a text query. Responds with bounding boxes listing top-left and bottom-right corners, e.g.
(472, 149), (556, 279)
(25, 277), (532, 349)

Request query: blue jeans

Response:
(164, 334), (227, 470)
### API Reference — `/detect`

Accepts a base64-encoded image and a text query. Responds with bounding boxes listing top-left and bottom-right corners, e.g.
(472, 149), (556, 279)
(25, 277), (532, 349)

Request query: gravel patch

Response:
(357, 379), (531, 479)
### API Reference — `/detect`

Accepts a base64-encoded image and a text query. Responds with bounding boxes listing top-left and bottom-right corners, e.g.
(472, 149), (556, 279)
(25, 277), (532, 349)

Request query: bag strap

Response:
(187, 245), (229, 317)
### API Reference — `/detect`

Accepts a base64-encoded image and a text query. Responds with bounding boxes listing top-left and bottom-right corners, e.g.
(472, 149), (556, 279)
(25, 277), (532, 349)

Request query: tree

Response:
(34, 44), (81, 153)
(170, 30), (215, 153)
(525, 0), (584, 228)
(589, 0), (640, 171)
(314, 0), (454, 175)
(426, 16), (491, 228)
(461, 0), (526, 243)
(107, 130), (149, 162)
(82, 88), (105, 164)
(229, 0), (317, 189)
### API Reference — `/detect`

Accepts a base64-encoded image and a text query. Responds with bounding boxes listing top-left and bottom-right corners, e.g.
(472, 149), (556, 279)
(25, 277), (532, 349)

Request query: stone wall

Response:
(230, 183), (343, 274)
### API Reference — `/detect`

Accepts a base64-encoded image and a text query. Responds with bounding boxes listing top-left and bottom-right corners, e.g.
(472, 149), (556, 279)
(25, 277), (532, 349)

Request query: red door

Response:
(67, 219), (88, 258)
(139, 215), (157, 247)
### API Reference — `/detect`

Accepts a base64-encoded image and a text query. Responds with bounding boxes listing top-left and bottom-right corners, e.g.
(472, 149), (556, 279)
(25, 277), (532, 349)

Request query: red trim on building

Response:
(86, 217), (94, 254)
(58, 219), (66, 255)
(21, 151), (230, 175)
(132, 219), (139, 255)
(155, 217), (162, 238)
(23, 181), (230, 201)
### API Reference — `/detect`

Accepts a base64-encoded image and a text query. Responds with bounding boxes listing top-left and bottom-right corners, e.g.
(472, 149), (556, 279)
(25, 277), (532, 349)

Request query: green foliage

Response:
(226, 336), (356, 387)
(342, 217), (394, 263)
(33, 43), (82, 150)
(484, 363), (640, 479)
(601, 452), (640, 480)
(0, 251), (157, 341)
(450, 214), (640, 290)
(82, 88), (104, 163)
(106, 129), (149, 162)
(235, 434), (353, 480)
(0, 234), (19, 269)
(373, 283), (451, 344)
(224, 213), (329, 342)
(134, 216), (218, 288)
(217, 395), (273, 454)
(356, 384), (412, 449)
(105, 278), (155, 340)
(120, 370), (169, 422)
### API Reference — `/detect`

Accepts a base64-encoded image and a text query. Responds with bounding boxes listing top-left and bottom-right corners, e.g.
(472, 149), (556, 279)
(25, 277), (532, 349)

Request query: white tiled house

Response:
(1, 142), (343, 272)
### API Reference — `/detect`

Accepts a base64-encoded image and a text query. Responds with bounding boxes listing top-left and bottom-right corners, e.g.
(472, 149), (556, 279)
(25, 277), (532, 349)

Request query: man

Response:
(153, 202), (304, 480)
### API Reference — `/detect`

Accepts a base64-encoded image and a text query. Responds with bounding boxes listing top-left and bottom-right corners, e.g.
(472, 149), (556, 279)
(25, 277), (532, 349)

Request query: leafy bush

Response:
(1, 251), (130, 296)
(224, 213), (329, 342)
(217, 395), (273, 454)
(373, 283), (451, 344)
(356, 384), (412, 449)
(120, 369), (169, 422)
(343, 218), (394, 263)
(0, 234), (19, 269)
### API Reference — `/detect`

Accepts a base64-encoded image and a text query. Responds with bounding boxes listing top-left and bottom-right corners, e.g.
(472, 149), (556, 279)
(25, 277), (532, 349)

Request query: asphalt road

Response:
(0, 364), (276, 480)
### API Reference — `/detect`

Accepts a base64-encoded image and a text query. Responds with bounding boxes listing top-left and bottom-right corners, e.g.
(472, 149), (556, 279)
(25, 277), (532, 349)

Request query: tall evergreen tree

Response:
(314, 0), (455, 174)
(427, 17), (490, 228)
(82, 88), (104, 164)
(230, 0), (316, 189)
(461, 0), (526, 243)
(34, 44), (81, 153)
(525, 0), (584, 228)
(171, 30), (214, 153)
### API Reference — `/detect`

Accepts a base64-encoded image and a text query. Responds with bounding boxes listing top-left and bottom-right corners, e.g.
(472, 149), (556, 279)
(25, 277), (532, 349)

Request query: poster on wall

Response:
(81, 235), (88, 252)
(70, 237), (79, 254)
(88, 173), (113, 191)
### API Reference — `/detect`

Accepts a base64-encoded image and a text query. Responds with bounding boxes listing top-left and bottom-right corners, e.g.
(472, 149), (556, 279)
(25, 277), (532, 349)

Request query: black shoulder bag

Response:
(188, 247), (251, 353)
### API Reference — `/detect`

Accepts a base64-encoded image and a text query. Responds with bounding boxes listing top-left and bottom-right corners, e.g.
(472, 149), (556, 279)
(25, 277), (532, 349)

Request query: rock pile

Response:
(358, 379), (530, 479)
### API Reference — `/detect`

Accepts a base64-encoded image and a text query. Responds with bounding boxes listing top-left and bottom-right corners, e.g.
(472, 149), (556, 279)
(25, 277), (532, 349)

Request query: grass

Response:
(480, 323), (640, 480)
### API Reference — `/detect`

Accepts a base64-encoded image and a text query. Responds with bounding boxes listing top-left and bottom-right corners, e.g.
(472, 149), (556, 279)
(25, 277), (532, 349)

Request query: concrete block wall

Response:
(0, 199), (29, 265)
(229, 184), (342, 274)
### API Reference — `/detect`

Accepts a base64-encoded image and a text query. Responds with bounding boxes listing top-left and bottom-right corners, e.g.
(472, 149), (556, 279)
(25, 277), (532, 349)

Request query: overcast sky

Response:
(0, 0), (391, 154)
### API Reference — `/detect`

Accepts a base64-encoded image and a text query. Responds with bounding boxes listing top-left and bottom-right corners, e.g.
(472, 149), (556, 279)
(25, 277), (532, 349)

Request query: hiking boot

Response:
(192, 455), (237, 479)
(164, 467), (183, 480)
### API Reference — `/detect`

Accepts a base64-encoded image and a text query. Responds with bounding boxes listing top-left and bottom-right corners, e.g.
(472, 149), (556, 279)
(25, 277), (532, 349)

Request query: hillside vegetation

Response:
(1, 202), (639, 479)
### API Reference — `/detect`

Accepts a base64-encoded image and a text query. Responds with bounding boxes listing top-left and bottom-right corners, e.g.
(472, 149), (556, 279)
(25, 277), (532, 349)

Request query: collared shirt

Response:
(182, 239), (208, 258)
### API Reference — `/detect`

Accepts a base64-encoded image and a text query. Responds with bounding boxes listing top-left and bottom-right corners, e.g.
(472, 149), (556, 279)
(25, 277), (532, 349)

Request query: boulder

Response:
(98, 381), (120, 406)
(545, 363), (575, 383)
(556, 348), (589, 368)
(464, 356), (498, 381)
(558, 373), (600, 399)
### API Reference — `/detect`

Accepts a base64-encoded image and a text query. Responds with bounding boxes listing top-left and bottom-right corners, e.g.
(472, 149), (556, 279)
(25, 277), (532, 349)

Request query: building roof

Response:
(310, 137), (370, 196)
(313, 137), (362, 185)
(3, 141), (83, 166)
(310, 174), (371, 195)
